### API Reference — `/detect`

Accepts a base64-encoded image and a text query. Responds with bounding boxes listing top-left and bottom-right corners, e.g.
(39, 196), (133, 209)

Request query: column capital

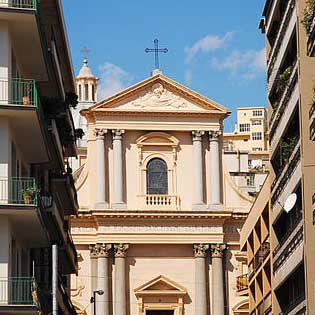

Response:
(94, 128), (107, 139)
(89, 244), (112, 257)
(209, 130), (222, 141)
(192, 130), (205, 142)
(211, 244), (227, 258)
(193, 244), (209, 258)
(114, 243), (129, 258)
(112, 129), (125, 140)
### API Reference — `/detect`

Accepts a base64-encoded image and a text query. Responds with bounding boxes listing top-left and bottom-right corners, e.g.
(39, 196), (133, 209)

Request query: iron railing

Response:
(236, 274), (248, 292)
(0, 177), (38, 205)
(0, 277), (37, 305)
(273, 226), (303, 272)
(273, 212), (302, 256)
(0, 0), (37, 9)
(271, 144), (300, 205)
(0, 79), (38, 107)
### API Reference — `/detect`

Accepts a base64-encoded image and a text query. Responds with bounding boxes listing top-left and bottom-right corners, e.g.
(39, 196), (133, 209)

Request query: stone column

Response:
(95, 244), (111, 315)
(192, 131), (205, 205)
(94, 128), (107, 208)
(211, 244), (226, 315)
(193, 244), (209, 315)
(112, 129), (125, 208)
(209, 130), (222, 205)
(114, 244), (129, 315)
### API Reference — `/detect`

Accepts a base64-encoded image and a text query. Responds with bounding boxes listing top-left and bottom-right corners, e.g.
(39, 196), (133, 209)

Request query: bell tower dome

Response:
(76, 58), (99, 103)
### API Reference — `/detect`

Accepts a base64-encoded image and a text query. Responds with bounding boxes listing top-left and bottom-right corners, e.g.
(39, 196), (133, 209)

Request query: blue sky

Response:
(63, 0), (267, 131)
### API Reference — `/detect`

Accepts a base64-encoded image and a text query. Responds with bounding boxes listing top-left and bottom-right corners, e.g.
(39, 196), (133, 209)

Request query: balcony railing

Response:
(267, 0), (295, 79)
(273, 212), (302, 257)
(269, 64), (298, 141)
(138, 194), (180, 210)
(271, 142), (300, 205)
(0, 0), (37, 9)
(0, 79), (38, 107)
(0, 177), (38, 206)
(279, 294), (306, 315)
(236, 274), (248, 292)
(273, 225), (303, 272)
(0, 277), (37, 305)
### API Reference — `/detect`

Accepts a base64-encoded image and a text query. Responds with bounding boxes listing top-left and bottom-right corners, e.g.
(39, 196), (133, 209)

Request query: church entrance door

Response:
(146, 311), (174, 315)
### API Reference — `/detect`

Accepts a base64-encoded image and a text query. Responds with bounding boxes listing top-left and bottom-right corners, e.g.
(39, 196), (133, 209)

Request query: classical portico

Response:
(71, 72), (253, 315)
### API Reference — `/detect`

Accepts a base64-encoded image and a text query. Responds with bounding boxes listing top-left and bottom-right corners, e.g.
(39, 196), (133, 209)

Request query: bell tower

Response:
(71, 57), (99, 171)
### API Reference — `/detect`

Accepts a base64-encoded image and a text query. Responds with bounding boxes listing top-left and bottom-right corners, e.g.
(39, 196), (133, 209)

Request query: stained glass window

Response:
(146, 158), (168, 195)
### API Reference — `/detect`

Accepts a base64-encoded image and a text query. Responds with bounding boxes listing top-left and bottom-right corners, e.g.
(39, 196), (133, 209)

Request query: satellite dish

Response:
(283, 193), (297, 213)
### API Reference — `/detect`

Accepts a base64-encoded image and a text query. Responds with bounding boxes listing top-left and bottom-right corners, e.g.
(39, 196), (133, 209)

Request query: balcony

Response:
(51, 171), (79, 216)
(0, 277), (38, 313)
(279, 295), (306, 315)
(137, 194), (180, 210)
(0, 0), (37, 9)
(0, 79), (48, 162)
(269, 63), (298, 142)
(236, 274), (248, 293)
(273, 211), (302, 257)
(273, 225), (303, 273)
(271, 141), (300, 205)
(0, 177), (38, 206)
(302, 0), (315, 56)
(267, 0), (295, 79)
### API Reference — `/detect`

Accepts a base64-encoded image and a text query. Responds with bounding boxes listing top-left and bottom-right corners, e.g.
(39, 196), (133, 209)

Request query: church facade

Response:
(70, 70), (252, 315)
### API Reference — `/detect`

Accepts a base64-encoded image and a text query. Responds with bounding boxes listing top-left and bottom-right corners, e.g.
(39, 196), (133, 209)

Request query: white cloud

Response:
(184, 69), (193, 85)
(185, 32), (234, 63)
(98, 62), (134, 99)
(211, 47), (266, 80)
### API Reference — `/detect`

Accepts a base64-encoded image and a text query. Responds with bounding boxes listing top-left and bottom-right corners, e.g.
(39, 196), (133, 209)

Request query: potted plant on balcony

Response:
(22, 187), (38, 204)
(277, 66), (293, 94)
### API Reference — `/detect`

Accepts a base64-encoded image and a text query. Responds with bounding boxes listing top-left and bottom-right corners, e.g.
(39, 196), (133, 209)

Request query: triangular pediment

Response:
(87, 74), (230, 115)
(134, 275), (187, 296)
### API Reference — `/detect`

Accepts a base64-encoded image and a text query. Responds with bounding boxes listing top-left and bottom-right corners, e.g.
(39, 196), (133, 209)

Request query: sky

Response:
(62, 0), (267, 131)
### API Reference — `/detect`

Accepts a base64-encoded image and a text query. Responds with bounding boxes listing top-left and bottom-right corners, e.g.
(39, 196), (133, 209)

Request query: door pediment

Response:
(134, 275), (187, 296)
(87, 74), (230, 116)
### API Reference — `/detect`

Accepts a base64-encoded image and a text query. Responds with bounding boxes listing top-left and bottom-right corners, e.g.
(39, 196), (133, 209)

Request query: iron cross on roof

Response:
(81, 46), (90, 59)
(145, 39), (168, 70)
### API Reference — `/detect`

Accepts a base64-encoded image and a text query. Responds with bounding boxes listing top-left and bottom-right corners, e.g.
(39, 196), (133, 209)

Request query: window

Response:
(253, 110), (263, 116)
(146, 158), (168, 194)
(240, 123), (250, 132)
(252, 147), (263, 151)
(92, 84), (95, 101)
(85, 84), (89, 101)
(252, 132), (262, 141)
(252, 120), (262, 125)
(246, 175), (255, 187)
(78, 84), (82, 101)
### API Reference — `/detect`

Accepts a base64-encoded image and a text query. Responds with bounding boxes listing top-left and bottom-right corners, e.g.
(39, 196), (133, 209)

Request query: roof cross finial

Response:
(81, 46), (90, 60)
(145, 39), (168, 70)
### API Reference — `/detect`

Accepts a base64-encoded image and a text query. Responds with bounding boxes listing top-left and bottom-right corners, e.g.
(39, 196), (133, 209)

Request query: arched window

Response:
(85, 84), (89, 101)
(146, 158), (168, 195)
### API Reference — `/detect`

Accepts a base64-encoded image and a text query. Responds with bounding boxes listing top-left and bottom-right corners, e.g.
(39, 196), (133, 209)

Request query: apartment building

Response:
(239, 178), (272, 315)
(224, 107), (269, 197)
(0, 1), (79, 314)
(259, 0), (315, 313)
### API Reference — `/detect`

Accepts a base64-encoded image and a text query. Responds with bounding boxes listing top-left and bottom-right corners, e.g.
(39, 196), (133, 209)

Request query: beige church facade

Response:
(70, 72), (252, 315)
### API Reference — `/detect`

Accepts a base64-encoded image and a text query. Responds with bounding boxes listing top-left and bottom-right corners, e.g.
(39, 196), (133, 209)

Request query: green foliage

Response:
(276, 66), (293, 94)
(281, 136), (298, 163)
(22, 187), (39, 197)
(302, 0), (315, 32)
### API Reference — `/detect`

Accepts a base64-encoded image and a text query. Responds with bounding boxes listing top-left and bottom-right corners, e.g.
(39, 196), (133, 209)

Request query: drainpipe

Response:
(52, 244), (58, 315)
